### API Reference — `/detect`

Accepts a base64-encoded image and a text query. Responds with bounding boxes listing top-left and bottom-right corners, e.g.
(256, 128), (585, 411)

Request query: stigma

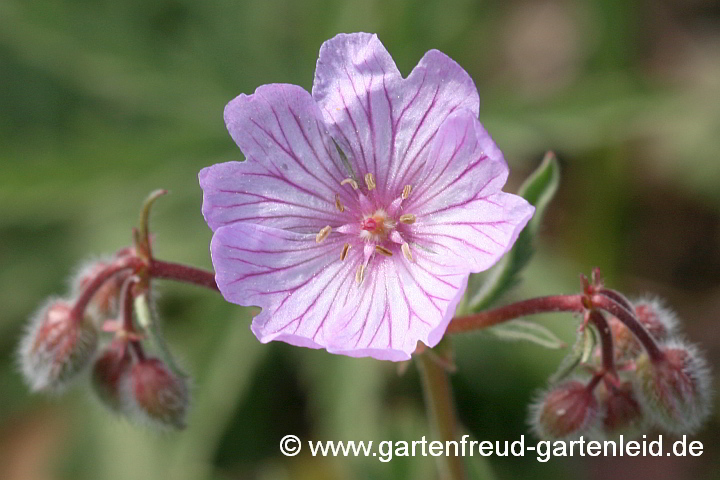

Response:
(360, 209), (396, 242)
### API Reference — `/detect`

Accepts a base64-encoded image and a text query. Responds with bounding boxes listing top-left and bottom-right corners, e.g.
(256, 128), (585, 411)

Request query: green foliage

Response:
(550, 325), (599, 384)
(487, 319), (567, 350)
(134, 292), (188, 378)
(468, 152), (561, 312)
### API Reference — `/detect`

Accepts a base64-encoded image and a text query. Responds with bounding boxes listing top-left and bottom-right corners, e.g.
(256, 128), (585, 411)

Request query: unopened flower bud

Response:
(19, 299), (98, 392)
(633, 340), (711, 435)
(610, 298), (679, 361)
(598, 381), (644, 436)
(91, 341), (132, 412)
(124, 358), (189, 429)
(530, 379), (601, 440)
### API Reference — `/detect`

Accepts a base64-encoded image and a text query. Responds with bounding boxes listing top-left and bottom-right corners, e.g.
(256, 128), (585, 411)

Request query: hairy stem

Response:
(587, 310), (616, 375)
(149, 259), (219, 291)
(119, 276), (145, 361)
(586, 370), (605, 392)
(70, 256), (144, 321)
(417, 354), (466, 480)
(591, 294), (665, 363)
(447, 295), (585, 334)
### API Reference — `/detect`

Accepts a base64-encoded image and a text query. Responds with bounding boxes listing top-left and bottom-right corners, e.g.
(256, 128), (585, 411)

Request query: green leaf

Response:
(134, 292), (188, 378)
(468, 152), (560, 311)
(487, 319), (567, 349)
(549, 325), (598, 383)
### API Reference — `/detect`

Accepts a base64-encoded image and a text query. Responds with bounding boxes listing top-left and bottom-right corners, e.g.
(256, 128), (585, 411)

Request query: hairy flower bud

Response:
(91, 341), (132, 412)
(19, 299), (98, 392)
(124, 358), (189, 429)
(530, 379), (601, 440)
(633, 340), (711, 435)
(598, 381), (644, 436)
(610, 298), (679, 362)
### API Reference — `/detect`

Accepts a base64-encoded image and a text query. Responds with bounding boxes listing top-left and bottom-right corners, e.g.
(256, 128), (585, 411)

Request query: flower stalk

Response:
(448, 290), (664, 366)
(417, 353), (466, 480)
(119, 276), (145, 361)
(70, 256), (144, 321)
(586, 309), (616, 376)
(591, 294), (665, 363)
(149, 260), (218, 291)
(447, 295), (585, 334)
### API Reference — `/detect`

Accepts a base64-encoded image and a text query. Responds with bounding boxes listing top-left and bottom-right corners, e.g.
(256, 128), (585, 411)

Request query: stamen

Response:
(335, 194), (344, 212)
(341, 178), (359, 190)
(315, 225), (332, 243)
(364, 173), (376, 190)
(401, 243), (414, 262)
(355, 264), (365, 284)
(375, 245), (393, 257)
(399, 214), (416, 224)
(340, 243), (351, 261)
(402, 185), (412, 199)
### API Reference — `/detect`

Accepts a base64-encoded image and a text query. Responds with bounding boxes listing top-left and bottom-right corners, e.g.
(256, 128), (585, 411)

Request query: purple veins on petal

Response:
(200, 32), (534, 360)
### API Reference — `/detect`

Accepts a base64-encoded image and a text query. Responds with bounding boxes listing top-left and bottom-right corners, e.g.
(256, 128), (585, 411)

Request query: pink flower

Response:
(200, 33), (534, 360)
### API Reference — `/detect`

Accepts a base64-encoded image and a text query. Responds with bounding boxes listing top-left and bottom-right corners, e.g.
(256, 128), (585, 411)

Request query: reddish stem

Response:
(585, 370), (605, 392)
(587, 310), (616, 376)
(70, 256), (144, 321)
(447, 294), (585, 334)
(591, 294), (665, 363)
(597, 288), (634, 314)
(149, 259), (218, 291)
(119, 276), (145, 361)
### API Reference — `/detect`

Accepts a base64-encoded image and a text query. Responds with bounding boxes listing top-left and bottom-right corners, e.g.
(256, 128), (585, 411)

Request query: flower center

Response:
(360, 209), (396, 242)
(315, 172), (417, 283)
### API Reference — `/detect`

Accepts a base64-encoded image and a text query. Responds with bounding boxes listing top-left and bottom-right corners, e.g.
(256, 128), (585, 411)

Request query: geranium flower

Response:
(200, 33), (534, 361)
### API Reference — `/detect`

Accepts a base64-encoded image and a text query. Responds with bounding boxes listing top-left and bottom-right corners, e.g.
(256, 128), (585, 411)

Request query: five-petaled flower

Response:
(200, 33), (534, 361)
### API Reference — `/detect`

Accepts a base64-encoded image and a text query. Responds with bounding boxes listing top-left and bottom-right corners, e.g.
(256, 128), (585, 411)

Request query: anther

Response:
(315, 225), (332, 243)
(364, 173), (376, 190)
(399, 214), (416, 224)
(375, 245), (393, 257)
(335, 194), (344, 212)
(341, 178), (359, 190)
(401, 243), (413, 262)
(340, 243), (351, 261)
(355, 264), (365, 284)
(402, 185), (412, 199)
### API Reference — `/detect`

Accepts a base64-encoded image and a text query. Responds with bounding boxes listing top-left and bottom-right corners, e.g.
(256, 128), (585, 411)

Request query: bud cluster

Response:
(18, 250), (190, 430)
(529, 283), (711, 441)
(91, 340), (190, 430)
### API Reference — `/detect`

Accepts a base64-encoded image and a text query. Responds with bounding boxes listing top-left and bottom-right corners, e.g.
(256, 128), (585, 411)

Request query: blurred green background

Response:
(2, 0), (720, 479)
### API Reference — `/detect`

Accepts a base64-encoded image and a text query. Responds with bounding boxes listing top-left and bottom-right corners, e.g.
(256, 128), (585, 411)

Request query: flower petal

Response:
(387, 49), (481, 192)
(210, 222), (360, 350)
(200, 84), (354, 233)
(408, 109), (535, 272)
(313, 33), (479, 196)
(325, 255), (469, 361)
